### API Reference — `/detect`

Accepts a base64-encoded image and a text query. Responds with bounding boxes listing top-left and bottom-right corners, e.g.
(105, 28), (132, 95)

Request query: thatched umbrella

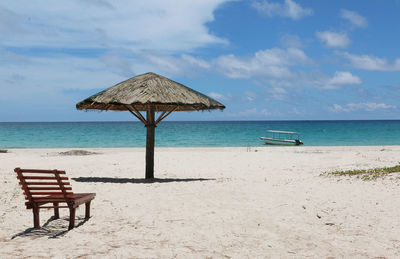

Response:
(76, 72), (225, 179)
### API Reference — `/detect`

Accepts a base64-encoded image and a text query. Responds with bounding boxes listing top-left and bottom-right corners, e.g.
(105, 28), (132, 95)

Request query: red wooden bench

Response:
(15, 168), (96, 230)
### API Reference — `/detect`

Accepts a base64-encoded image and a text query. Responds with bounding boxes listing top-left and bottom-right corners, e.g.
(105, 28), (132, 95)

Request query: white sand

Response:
(1, 146), (400, 258)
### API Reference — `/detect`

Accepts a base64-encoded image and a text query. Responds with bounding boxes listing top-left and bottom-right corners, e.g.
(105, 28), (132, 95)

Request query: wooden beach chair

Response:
(14, 167), (96, 230)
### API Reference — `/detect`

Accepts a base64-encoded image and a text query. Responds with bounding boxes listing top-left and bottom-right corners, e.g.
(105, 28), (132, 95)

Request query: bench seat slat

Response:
(28, 192), (74, 195)
(25, 195), (70, 199)
(28, 199), (66, 202)
(26, 199), (64, 202)
(20, 169), (66, 174)
(25, 201), (68, 207)
(25, 204), (71, 209)
(25, 182), (70, 185)
(28, 187), (73, 190)
(20, 176), (69, 180)
(25, 194), (95, 203)
(37, 206), (70, 209)
(72, 193), (96, 207)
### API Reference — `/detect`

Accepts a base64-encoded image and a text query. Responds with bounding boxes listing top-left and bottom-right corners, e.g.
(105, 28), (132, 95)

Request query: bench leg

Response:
(53, 202), (59, 219)
(85, 201), (91, 218)
(33, 206), (40, 229)
(68, 207), (76, 230)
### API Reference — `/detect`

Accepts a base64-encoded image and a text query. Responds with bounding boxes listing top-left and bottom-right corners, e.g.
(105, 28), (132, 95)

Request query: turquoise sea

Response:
(1, 120), (400, 148)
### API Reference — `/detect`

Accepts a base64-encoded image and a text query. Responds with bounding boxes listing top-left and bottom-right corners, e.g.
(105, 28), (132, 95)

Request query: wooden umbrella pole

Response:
(145, 105), (156, 179)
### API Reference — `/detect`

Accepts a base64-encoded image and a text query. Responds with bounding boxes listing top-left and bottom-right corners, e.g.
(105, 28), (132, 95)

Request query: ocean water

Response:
(1, 120), (400, 148)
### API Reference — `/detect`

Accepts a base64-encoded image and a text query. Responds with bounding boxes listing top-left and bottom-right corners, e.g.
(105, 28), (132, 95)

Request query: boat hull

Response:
(260, 137), (303, 146)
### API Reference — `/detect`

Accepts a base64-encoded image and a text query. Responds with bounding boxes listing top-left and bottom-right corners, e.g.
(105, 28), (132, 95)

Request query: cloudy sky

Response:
(1, 0), (400, 121)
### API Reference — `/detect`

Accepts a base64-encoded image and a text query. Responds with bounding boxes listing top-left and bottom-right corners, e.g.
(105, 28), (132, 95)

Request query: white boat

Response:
(260, 130), (303, 146)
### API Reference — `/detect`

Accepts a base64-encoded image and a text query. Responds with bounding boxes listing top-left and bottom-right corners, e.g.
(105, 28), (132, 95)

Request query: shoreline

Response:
(2, 145), (400, 159)
(3, 144), (400, 150)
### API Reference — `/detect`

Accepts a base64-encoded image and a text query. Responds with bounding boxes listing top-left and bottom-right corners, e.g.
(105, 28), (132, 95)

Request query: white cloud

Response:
(340, 9), (367, 28)
(181, 54), (211, 69)
(342, 52), (400, 71)
(252, 0), (313, 20)
(81, 0), (114, 9)
(143, 53), (210, 76)
(100, 56), (135, 77)
(214, 47), (311, 79)
(316, 31), (351, 48)
(0, 52), (124, 104)
(0, 49), (30, 64)
(213, 48), (364, 93)
(267, 87), (288, 100)
(330, 103), (396, 112)
(244, 91), (258, 102)
(0, 48), (139, 120)
(267, 79), (296, 89)
(214, 54), (255, 78)
(291, 108), (304, 115)
(209, 92), (230, 101)
(0, 6), (25, 33)
(327, 71), (362, 88)
(280, 34), (304, 48)
(1, 0), (230, 52)
(230, 108), (273, 118)
(0, 49), (207, 98)
(311, 71), (362, 90)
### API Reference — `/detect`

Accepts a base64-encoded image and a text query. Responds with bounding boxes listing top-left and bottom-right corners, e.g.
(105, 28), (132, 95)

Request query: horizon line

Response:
(1, 119), (400, 123)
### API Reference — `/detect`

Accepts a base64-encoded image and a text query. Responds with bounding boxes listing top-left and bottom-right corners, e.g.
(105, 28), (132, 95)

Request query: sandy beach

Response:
(1, 146), (400, 258)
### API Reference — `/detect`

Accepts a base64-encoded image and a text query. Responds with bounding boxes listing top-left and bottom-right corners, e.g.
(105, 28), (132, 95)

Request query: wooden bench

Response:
(15, 168), (96, 230)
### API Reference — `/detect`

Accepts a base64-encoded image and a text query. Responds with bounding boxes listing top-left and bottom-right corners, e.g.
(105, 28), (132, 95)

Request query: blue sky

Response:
(1, 0), (400, 122)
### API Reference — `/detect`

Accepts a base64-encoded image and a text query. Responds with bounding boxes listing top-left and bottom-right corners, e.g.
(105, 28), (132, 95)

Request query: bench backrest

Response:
(15, 168), (74, 206)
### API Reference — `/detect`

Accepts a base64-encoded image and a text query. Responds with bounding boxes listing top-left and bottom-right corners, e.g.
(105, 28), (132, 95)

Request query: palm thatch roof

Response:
(76, 72), (225, 112)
